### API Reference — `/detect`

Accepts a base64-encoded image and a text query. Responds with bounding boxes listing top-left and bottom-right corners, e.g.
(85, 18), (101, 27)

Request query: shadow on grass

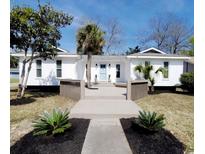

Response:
(120, 118), (185, 154)
(149, 90), (194, 96)
(174, 91), (194, 96)
(10, 97), (36, 106)
(10, 90), (59, 106)
(10, 118), (90, 154)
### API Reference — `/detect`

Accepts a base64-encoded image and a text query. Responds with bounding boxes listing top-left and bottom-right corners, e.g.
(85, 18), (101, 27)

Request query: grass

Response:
(10, 78), (19, 83)
(10, 90), (76, 145)
(136, 92), (194, 152)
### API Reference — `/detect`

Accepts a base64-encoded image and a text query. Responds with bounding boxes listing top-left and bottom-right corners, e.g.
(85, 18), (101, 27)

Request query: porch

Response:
(90, 55), (129, 83)
(85, 83), (127, 100)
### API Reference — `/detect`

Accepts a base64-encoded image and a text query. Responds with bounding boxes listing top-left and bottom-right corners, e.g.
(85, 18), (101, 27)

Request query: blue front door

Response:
(100, 64), (107, 81)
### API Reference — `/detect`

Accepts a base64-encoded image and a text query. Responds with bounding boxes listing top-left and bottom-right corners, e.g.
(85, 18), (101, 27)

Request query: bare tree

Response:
(140, 13), (193, 54)
(164, 16), (193, 54)
(149, 16), (169, 50)
(104, 19), (122, 55)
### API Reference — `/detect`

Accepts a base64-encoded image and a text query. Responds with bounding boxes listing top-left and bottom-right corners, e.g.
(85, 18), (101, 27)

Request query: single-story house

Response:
(12, 47), (191, 88)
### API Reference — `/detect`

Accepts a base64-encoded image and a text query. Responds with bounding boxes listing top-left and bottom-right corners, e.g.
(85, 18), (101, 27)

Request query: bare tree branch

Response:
(104, 18), (122, 55)
(139, 13), (193, 54)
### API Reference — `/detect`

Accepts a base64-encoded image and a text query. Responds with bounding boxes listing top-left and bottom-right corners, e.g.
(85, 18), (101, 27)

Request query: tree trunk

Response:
(150, 85), (155, 93)
(87, 52), (92, 88)
(20, 59), (33, 97)
(17, 59), (26, 97)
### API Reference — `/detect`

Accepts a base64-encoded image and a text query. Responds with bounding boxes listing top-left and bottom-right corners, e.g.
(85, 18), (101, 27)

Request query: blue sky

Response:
(11, 0), (194, 54)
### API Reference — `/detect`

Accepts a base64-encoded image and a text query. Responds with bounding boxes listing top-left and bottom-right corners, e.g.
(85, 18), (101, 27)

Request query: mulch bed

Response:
(120, 118), (185, 154)
(11, 118), (90, 154)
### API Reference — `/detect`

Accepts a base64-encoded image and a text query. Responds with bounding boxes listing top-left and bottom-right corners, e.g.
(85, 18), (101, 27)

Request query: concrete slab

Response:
(70, 99), (141, 119)
(81, 118), (132, 154)
(85, 86), (127, 100)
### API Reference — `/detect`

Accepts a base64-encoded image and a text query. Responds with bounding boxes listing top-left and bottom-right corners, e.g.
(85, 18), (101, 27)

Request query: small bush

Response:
(132, 110), (165, 132)
(180, 72), (194, 92)
(32, 108), (71, 136)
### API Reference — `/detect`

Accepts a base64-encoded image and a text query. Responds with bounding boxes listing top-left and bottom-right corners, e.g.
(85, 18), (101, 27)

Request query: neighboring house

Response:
(183, 57), (194, 73)
(10, 68), (19, 79)
(12, 47), (191, 87)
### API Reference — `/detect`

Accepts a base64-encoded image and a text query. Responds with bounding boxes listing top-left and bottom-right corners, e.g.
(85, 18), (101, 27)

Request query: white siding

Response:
(18, 55), (185, 87)
(130, 58), (184, 86)
(19, 57), (78, 86)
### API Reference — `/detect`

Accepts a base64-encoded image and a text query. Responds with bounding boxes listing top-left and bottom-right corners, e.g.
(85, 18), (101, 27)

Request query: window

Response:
(145, 61), (150, 66)
(36, 60), (42, 77)
(163, 62), (169, 78)
(56, 60), (62, 77)
(116, 64), (120, 78)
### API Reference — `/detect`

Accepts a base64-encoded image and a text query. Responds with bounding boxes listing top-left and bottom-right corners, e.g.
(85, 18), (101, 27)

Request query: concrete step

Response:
(70, 99), (141, 119)
(85, 96), (126, 100)
(91, 82), (115, 87)
(81, 118), (132, 154)
(70, 113), (139, 119)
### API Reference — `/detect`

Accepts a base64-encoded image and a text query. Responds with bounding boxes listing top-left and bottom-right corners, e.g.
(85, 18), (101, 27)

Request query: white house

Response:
(13, 47), (190, 87)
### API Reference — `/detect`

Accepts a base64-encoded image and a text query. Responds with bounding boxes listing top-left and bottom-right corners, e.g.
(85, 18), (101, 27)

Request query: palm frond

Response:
(134, 65), (143, 73)
(76, 23), (105, 55)
(155, 67), (166, 74)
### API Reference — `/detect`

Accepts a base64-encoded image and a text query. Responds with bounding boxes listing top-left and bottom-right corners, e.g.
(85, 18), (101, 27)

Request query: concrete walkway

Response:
(85, 85), (127, 100)
(70, 99), (141, 119)
(70, 99), (141, 154)
(81, 118), (132, 154)
(69, 84), (141, 154)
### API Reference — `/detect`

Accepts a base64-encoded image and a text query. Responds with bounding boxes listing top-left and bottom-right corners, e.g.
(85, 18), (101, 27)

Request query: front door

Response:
(99, 64), (107, 81)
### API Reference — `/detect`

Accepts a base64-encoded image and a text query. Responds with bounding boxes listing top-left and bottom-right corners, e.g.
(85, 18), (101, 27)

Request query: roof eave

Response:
(139, 47), (167, 54)
(127, 55), (191, 60)
(11, 53), (79, 58)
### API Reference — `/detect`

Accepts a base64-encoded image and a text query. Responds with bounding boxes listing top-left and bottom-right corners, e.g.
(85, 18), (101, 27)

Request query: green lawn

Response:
(10, 90), (76, 145)
(10, 78), (19, 83)
(136, 92), (194, 152)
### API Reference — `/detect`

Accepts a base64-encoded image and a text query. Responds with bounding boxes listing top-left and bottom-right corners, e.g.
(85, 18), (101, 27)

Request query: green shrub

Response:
(180, 72), (194, 92)
(132, 110), (166, 132)
(32, 108), (71, 136)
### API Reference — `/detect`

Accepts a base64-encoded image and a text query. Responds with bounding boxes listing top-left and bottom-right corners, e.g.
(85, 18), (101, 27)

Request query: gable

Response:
(140, 47), (166, 54)
(143, 49), (162, 54)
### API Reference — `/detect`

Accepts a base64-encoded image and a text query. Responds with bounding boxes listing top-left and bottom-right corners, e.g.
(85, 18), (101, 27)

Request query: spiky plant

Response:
(32, 108), (71, 136)
(134, 64), (166, 92)
(133, 110), (166, 132)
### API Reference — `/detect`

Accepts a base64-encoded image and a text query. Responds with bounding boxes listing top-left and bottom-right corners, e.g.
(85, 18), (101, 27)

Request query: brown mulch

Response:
(11, 118), (90, 154)
(120, 118), (185, 154)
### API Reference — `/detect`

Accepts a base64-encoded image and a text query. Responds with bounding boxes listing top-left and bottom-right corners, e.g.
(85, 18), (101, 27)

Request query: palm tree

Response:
(125, 46), (141, 55)
(134, 64), (166, 93)
(76, 23), (105, 88)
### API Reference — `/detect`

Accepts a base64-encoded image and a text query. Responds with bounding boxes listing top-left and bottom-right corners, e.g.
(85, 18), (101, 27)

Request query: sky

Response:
(11, 0), (194, 54)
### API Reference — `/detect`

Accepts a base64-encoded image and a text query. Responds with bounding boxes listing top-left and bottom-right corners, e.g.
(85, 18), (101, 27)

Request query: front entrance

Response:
(99, 64), (107, 81)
